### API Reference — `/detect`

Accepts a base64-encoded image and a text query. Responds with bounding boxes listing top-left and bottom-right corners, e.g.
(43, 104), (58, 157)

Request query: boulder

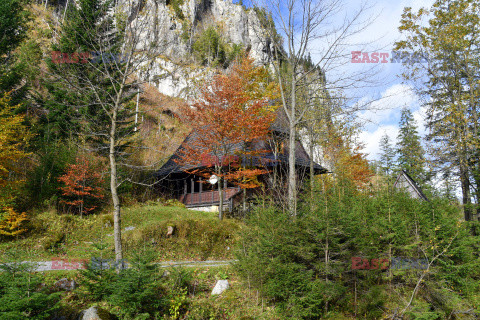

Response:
(211, 279), (229, 295)
(78, 306), (113, 320)
(54, 278), (76, 291)
(166, 225), (174, 237)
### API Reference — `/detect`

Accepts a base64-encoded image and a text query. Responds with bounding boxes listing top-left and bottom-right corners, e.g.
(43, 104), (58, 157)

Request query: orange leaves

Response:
(226, 167), (268, 189)
(57, 156), (104, 215)
(0, 207), (28, 237)
(333, 144), (374, 191)
(177, 55), (276, 187)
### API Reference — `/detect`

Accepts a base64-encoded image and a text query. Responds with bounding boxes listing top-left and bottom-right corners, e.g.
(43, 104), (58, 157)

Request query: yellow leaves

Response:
(0, 93), (31, 234)
(0, 207), (28, 237)
(0, 93), (30, 190)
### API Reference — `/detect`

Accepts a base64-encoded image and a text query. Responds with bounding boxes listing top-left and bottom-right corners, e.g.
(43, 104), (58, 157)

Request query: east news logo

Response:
(351, 51), (429, 64)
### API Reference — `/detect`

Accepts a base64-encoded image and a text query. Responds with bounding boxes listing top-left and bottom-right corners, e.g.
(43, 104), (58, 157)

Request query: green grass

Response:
(0, 203), (240, 262)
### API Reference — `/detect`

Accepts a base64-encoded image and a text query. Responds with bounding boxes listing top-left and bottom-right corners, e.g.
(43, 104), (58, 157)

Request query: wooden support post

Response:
(199, 178), (202, 203)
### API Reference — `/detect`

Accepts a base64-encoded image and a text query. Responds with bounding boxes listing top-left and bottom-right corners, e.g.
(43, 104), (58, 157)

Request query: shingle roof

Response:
(156, 108), (327, 176)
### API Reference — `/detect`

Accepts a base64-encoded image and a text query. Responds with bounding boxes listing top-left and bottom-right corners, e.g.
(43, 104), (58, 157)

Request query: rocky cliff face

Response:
(124, 0), (273, 99)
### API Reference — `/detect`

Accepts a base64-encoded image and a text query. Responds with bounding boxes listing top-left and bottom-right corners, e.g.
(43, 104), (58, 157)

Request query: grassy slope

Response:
(0, 204), (282, 319)
(0, 203), (239, 262)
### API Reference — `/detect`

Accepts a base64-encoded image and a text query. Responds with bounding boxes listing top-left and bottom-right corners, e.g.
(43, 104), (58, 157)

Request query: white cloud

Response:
(358, 83), (419, 128)
(359, 124), (398, 160)
(357, 83), (428, 160)
(412, 104), (427, 136)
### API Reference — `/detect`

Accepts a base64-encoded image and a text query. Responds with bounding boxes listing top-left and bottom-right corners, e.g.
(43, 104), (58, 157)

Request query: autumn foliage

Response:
(0, 93), (30, 235)
(177, 55), (277, 188)
(0, 207), (28, 237)
(57, 156), (105, 215)
(318, 124), (374, 191)
(0, 93), (29, 201)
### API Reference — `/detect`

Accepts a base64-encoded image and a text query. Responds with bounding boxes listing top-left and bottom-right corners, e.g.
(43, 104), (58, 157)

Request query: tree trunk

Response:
(288, 122), (296, 216)
(474, 162), (480, 221)
(218, 177), (223, 220)
(288, 75), (297, 216)
(243, 188), (246, 213)
(110, 108), (123, 266)
(460, 164), (472, 221)
(310, 138), (314, 212)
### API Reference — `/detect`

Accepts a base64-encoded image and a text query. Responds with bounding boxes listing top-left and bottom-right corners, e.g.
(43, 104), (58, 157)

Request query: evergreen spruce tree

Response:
(379, 133), (396, 177)
(42, 0), (125, 141)
(396, 107), (426, 183)
(0, 252), (61, 319)
(0, 0), (29, 102)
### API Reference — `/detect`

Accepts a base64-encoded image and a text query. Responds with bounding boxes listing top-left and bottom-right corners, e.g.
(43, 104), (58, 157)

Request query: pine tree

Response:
(395, 0), (480, 220)
(45, 0), (163, 265)
(43, 0), (122, 141)
(0, 0), (28, 99)
(379, 133), (396, 176)
(396, 108), (425, 183)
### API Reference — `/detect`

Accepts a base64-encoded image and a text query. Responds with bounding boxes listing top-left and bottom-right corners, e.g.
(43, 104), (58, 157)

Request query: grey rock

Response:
(78, 306), (113, 320)
(166, 225), (174, 237)
(121, 0), (274, 99)
(54, 278), (76, 291)
(211, 279), (229, 295)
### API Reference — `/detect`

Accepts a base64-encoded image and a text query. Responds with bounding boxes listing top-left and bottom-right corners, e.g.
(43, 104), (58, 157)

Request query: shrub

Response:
(167, 0), (185, 20)
(0, 207), (28, 237)
(25, 141), (77, 209)
(0, 252), (62, 319)
(57, 155), (105, 216)
(78, 249), (168, 320)
(236, 180), (480, 318)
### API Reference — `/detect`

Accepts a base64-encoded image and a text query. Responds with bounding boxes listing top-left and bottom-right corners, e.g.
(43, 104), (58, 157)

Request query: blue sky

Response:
(345, 0), (436, 160)
(234, 0), (436, 160)
(303, 0), (436, 160)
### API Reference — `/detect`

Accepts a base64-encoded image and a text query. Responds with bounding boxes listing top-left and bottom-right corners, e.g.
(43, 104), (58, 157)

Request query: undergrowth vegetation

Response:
(0, 203), (239, 262)
(235, 177), (480, 319)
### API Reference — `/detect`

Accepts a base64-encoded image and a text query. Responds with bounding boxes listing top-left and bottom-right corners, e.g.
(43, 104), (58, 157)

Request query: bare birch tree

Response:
(252, 0), (376, 215)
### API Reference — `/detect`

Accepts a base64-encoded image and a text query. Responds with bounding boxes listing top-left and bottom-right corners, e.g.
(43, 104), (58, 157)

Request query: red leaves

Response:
(176, 56), (276, 188)
(58, 156), (104, 215)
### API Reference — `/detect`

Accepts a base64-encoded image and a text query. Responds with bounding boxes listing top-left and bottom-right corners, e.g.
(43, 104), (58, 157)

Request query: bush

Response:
(167, 0), (185, 20)
(236, 179), (480, 318)
(78, 249), (168, 320)
(0, 252), (62, 319)
(25, 140), (77, 209)
(57, 155), (105, 216)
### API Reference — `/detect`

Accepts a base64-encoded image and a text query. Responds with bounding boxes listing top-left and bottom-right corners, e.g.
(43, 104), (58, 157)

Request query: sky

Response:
(303, 0), (436, 161)
(345, 0), (435, 160)
(235, 0), (435, 161)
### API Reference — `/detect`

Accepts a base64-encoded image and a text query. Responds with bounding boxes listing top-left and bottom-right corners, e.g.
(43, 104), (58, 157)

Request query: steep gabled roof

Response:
(393, 170), (428, 201)
(155, 107), (327, 177)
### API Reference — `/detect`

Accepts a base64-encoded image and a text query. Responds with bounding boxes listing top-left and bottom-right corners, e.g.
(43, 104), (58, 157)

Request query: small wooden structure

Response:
(393, 170), (428, 201)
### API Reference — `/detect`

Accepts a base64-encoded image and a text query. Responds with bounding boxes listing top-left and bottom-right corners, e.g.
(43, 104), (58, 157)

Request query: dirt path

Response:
(1, 259), (237, 272)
